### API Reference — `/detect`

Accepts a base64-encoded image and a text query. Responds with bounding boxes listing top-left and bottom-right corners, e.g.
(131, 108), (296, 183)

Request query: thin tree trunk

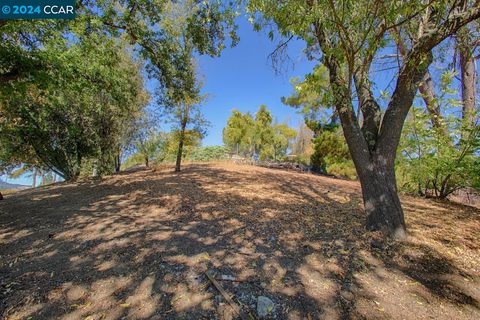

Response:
(32, 168), (38, 188)
(115, 149), (121, 172)
(175, 115), (188, 172)
(0, 191), (3, 200)
(145, 156), (149, 168)
(459, 35), (476, 128)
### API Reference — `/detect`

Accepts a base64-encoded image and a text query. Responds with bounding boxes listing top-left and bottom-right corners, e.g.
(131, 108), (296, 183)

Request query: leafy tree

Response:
(271, 122), (297, 160)
(123, 130), (168, 169)
(223, 106), (297, 160)
(254, 105), (274, 158)
(149, 0), (213, 172)
(223, 110), (253, 155)
(0, 33), (147, 180)
(283, 64), (351, 173)
(249, 0), (480, 238)
(281, 64), (333, 129)
(241, 113), (257, 156)
(164, 129), (203, 162)
(161, 88), (209, 171)
(135, 131), (168, 168)
(392, 22), (479, 198)
(311, 128), (356, 179)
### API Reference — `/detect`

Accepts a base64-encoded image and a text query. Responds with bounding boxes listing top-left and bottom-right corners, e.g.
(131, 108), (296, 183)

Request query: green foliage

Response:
(310, 128), (355, 179)
(123, 129), (203, 167)
(397, 105), (479, 198)
(223, 110), (256, 155)
(188, 146), (228, 161)
(271, 122), (297, 160)
(223, 106), (297, 160)
(254, 105), (275, 157)
(397, 70), (480, 197)
(282, 64), (333, 132)
(134, 130), (168, 167)
(1, 0), (237, 178)
(164, 130), (203, 161)
(0, 32), (147, 180)
(282, 63), (352, 176)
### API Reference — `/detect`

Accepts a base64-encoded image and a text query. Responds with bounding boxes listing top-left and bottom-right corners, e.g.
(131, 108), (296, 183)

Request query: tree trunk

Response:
(32, 168), (38, 188)
(0, 191), (3, 200)
(321, 43), (410, 239)
(115, 150), (121, 172)
(175, 116), (188, 172)
(357, 156), (406, 239)
(459, 35), (476, 128)
(145, 156), (149, 168)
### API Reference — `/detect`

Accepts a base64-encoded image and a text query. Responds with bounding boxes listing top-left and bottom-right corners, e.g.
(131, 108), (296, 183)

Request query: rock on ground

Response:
(257, 296), (275, 318)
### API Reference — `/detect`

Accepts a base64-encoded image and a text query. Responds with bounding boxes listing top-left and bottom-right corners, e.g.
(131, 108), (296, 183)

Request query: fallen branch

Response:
(214, 276), (258, 284)
(205, 270), (249, 320)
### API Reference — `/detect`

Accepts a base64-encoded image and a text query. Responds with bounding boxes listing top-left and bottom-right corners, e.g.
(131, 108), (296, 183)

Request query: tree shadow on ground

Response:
(0, 163), (479, 319)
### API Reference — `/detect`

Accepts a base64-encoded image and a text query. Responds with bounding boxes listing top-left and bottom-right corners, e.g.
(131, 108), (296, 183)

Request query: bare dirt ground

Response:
(0, 162), (479, 320)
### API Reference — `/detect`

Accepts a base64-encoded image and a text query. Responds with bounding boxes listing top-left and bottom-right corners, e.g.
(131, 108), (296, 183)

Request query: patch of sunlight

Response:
(297, 254), (341, 319)
(169, 283), (213, 313)
(31, 193), (61, 201)
(96, 259), (117, 272)
(326, 192), (351, 204)
(125, 276), (161, 319)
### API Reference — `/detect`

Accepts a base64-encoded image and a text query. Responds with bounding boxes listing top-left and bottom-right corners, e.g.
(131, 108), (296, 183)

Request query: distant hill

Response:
(0, 180), (30, 190)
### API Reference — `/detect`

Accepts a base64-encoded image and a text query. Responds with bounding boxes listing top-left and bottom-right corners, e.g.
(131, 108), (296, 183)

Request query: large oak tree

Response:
(248, 0), (480, 238)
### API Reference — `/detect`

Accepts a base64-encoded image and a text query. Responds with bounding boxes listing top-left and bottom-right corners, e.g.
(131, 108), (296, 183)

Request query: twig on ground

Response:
(205, 270), (249, 320)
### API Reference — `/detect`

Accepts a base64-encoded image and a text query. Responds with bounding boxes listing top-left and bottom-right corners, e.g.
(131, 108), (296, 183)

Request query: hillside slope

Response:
(0, 163), (479, 319)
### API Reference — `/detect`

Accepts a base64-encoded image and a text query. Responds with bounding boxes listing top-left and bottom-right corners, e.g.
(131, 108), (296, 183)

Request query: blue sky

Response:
(195, 17), (316, 146)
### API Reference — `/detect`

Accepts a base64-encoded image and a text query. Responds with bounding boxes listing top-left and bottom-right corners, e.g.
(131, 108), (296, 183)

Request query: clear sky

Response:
(196, 17), (316, 146)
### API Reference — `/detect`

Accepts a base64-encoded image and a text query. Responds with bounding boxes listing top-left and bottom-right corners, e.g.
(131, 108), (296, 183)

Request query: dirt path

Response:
(1, 163), (479, 319)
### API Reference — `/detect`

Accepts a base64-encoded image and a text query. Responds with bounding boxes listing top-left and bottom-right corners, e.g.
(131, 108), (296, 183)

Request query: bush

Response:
(310, 127), (356, 179)
(188, 146), (228, 162)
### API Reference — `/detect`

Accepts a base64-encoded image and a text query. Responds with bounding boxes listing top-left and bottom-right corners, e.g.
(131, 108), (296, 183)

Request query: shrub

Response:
(188, 146), (228, 161)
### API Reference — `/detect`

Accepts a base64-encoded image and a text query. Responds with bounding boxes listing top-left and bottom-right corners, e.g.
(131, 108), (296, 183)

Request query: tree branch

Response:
(377, 3), (480, 162)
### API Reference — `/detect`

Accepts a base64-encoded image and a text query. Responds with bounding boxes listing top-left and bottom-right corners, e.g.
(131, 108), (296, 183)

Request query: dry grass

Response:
(0, 162), (479, 319)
